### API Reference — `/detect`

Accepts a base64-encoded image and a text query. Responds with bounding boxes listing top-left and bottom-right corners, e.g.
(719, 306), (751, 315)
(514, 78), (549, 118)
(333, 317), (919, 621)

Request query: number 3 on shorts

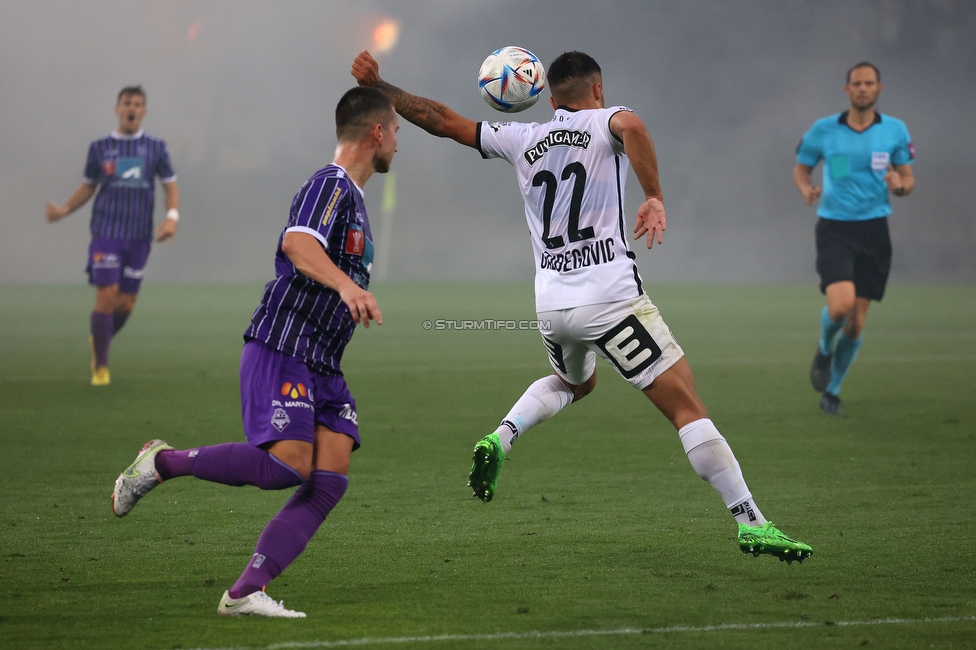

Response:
(595, 315), (663, 379)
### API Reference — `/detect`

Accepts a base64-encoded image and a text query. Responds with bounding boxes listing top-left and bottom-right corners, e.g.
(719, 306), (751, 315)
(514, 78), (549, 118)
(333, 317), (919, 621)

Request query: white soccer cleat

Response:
(111, 439), (172, 517)
(218, 590), (307, 618)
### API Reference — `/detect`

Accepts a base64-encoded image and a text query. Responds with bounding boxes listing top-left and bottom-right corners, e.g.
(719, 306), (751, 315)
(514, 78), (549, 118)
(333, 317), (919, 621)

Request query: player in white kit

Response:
(353, 50), (811, 562)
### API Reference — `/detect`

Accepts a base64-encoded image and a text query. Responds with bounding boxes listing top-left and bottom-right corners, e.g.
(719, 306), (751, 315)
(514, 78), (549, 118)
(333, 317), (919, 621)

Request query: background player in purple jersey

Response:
(109, 87), (396, 618)
(45, 86), (180, 386)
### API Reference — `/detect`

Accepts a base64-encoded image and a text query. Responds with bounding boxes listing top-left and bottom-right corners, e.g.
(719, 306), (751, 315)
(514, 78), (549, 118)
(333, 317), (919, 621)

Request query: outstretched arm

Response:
(45, 182), (96, 223)
(281, 231), (382, 328)
(352, 50), (479, 149)
(610, 110), (666, 249)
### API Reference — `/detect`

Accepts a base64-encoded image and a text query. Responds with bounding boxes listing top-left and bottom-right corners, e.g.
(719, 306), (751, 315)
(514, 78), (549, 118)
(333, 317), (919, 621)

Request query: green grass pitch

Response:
(1, 282), (974, 649)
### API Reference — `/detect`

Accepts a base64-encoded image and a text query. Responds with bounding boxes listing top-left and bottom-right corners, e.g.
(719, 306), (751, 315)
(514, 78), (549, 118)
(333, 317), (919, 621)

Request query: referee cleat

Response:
(810, 347), (832, 392)
(218, 590), (306, 618)
(819, 391), (842, 416)
(112, 439), (172, 517)
(91, 366), (111, 386)
(738, 522), (813, 564)
(468, 433), (504, 503)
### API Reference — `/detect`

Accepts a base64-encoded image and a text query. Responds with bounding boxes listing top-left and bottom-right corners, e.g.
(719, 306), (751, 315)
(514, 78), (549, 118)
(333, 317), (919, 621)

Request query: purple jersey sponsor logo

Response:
(113, 157), (149, 188)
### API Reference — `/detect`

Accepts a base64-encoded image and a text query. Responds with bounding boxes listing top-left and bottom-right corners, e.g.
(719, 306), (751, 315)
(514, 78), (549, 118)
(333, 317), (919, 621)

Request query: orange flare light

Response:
(373, 19), (400, 53)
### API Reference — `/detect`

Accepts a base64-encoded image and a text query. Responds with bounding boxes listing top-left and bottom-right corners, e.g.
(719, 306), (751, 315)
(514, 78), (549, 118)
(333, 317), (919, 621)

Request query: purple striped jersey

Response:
(83, 130), (176, 241)
(244, 164), (375, 376)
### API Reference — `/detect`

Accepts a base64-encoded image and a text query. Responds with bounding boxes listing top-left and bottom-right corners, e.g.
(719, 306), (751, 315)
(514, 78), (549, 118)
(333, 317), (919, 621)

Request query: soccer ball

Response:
(478, 46), (547, 113)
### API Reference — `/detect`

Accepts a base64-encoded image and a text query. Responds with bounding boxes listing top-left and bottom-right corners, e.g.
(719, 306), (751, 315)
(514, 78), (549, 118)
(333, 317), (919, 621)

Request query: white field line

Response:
(190, 615), (976, 650)
(3, 353), (976, 383)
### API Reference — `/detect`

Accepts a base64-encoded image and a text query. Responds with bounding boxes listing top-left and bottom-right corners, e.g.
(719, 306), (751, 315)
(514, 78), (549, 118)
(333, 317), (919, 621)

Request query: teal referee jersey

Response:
(796, 111), (913, 222)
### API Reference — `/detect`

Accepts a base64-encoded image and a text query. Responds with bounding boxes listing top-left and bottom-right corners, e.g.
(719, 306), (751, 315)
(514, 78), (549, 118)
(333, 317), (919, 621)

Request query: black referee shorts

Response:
(815, 217), (892, 301)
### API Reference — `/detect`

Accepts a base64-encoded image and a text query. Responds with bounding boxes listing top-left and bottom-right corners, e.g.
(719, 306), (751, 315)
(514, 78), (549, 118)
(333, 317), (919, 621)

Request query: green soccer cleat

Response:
(738, 522), (813, 564)
(468, 433), (504, 503)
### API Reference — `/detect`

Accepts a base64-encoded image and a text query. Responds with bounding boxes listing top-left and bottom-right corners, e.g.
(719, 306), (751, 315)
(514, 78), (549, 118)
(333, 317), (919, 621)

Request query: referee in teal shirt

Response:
(794, 62), (915, 415)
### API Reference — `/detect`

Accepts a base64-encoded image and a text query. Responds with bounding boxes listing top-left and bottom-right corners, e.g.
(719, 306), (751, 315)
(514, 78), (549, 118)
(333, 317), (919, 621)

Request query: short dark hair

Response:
(847, 62), (880, 84)
(335, 87), (395, 142)
(117, 85), (146, 104)
(547, 51), (602, 104)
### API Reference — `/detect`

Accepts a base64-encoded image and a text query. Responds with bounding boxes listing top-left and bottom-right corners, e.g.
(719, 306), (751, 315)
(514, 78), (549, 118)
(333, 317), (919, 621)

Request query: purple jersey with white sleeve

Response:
(244, 164), (374, 376)
(83, 130), (177, 242)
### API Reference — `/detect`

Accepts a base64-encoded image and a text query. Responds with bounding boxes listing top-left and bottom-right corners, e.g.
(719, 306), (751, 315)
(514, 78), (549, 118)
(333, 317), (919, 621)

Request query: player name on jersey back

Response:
(539, 237), (616, 272)
(523, 129), (593, 165)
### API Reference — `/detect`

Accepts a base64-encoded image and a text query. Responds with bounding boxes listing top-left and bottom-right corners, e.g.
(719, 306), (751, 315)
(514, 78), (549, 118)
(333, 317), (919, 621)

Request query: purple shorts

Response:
(239, 339), (360, 450)
(86, 238), (152, 293)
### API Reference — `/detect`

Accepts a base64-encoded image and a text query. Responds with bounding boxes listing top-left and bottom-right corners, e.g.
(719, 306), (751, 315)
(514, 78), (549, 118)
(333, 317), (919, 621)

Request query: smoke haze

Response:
(2, 0), (974, 285)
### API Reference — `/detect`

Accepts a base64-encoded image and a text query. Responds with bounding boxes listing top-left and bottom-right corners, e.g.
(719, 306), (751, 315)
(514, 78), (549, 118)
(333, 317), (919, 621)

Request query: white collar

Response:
(111, 129), (145, 140)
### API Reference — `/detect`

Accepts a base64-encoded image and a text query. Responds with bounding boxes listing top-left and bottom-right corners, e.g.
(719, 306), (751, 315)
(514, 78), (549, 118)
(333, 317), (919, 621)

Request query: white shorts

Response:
(538, 294), (684, 390)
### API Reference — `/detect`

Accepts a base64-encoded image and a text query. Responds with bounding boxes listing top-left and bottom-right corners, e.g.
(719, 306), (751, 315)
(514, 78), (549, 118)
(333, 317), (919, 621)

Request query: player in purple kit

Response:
(110, 87), (397, 618)
(46, 86), (180, 386)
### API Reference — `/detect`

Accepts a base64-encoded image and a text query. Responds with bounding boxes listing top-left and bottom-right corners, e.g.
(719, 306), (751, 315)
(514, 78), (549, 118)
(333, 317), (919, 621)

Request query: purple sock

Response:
(90, 311), (113, 368)
(155, 443), (302, 489)
(113, 310), (131, 335)
(154, 449), (197, 480)
(229, 470), (348, 598)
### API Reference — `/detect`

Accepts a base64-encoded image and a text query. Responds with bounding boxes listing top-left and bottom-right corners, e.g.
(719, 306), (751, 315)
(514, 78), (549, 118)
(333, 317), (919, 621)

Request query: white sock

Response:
(494, 375), (574, 453)
(678, 418), (766, 526)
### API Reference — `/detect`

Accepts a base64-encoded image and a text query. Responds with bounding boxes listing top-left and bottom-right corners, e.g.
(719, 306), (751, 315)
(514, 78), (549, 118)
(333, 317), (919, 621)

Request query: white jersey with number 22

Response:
(478, 106), (645, 312)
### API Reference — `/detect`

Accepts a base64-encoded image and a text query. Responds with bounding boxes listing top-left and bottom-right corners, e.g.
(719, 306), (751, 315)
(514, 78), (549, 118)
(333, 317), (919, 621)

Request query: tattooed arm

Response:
(352, 50), (479, 149)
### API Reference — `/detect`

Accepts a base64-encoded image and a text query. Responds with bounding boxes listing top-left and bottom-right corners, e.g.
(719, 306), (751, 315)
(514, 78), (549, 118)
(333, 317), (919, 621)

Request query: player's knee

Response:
(94, 285), (120, 313)
(268, 443), (314, 480)
(670, 391), (708, 428)
(116, 295), (137, 312)
(843, 319), (864, 339)
(573, 384), (593, 401)
(286, 457), (313, 481)
(827, 302), (854, 322)
(317, 459), (350, 476)
(682, 402), (709, 427)
(311, 428), (354, 476)
(644, 383), (708, 430)
(570, 373), (596, 402)
(312, 449), (350, 476)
